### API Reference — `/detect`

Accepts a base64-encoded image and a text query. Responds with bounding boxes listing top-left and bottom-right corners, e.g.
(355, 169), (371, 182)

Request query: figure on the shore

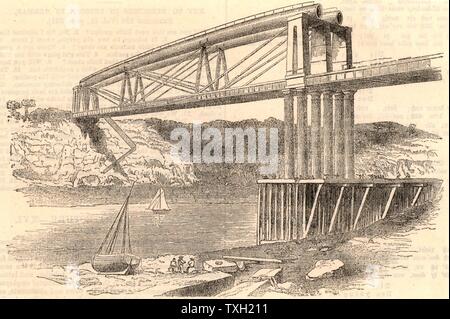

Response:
(186, 257), (196, 273)
(169, 258), (177, 273)
(177, 256), (186, 273)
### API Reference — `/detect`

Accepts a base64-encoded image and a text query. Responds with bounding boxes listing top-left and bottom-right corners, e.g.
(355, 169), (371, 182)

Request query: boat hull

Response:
(152, 209), (170, 214)
(91, 254), (141, 274)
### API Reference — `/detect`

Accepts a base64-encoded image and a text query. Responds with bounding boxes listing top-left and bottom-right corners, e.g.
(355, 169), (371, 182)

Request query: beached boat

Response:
(91, 182), (141, 275)
(147, 188), (171, 214)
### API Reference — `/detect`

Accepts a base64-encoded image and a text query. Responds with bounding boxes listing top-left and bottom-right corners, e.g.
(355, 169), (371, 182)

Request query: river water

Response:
(4, 185), (448, 297)
(8, 201), (257, 266)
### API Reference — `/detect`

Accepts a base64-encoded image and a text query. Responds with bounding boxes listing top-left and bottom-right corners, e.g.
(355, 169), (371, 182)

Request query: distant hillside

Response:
(142, 117), (441, 184)
(143, 117), (440, 151)
(354, 121), (440, 150)
(9, 108), (442, 187)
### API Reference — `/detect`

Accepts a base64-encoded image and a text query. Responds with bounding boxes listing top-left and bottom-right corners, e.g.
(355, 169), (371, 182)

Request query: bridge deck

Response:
(72, 54), (442, 119)
(257, 177), (443, 186)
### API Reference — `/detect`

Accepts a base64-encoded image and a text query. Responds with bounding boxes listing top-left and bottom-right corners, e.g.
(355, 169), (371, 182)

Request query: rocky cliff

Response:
(10, 118), (197, 187)
(9, 109), (441, 188)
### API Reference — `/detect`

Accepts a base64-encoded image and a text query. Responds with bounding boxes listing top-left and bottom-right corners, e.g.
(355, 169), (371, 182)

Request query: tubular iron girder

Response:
(90, 28), (289, 89)
(80, 3), (322, 87)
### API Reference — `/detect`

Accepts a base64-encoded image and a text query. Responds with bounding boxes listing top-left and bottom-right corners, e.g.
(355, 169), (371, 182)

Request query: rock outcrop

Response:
(306, 259), (344, 280)
(10, 119), (197, 187)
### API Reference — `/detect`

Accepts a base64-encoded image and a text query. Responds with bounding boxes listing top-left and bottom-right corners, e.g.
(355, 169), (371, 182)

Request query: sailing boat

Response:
(147, 188), (171, 214)
(91, 182), (141, 275)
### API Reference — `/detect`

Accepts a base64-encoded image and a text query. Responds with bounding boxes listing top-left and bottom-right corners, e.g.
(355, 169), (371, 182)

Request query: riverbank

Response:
(34, 195), (442, 297)
(196, 199), (438, 297)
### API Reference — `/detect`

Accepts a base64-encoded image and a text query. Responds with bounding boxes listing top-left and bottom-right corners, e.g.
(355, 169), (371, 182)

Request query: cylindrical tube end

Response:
(322, 9), (343, 25)
(315, 4), (323, 19)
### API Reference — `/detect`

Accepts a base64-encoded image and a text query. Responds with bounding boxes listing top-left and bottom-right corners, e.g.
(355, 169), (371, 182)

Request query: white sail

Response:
(159, 189), (170, 210)
(148, 189), (161, 210)
(148, 188), (170, 211)
(96, 183), (134, 255)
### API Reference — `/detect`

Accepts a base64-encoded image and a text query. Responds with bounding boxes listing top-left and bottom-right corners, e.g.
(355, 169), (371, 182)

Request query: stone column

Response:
(82, 87), (90, 112)
(284, 92), (295, 178)
(345, 28), (353, 69)
(72, 87), (80, 113)
(92, 92), (100, 110)
(344, 90), (356, 179)
(334, 91), (345, 177)
(296, 90), (308, 178)
(322, 89), (333, 177)
(310, 91), (322, 178)
(301, 14), (311, 75)
(324, 25), (333, 72)
(286, 13), (310, 76)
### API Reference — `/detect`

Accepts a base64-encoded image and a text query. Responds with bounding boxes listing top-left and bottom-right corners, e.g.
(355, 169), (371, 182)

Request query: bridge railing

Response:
(72, 53), (443, 118)
(305, 53), (443, 86)
(72, 80), (287, 117)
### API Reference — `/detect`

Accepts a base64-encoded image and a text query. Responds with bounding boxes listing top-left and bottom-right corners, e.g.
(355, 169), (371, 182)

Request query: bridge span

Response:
(72, 53), (441, 119)
(71, 1), (443, 190)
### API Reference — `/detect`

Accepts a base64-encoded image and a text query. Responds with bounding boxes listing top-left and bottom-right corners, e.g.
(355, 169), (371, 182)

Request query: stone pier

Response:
(282, 89), (356, 179)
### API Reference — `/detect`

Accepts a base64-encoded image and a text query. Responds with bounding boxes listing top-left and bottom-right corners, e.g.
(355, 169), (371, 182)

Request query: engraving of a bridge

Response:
(72, 2), (443, 242)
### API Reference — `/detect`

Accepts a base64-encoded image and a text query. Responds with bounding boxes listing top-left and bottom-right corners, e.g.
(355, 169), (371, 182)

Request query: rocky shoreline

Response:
(37, 199), (437, 297)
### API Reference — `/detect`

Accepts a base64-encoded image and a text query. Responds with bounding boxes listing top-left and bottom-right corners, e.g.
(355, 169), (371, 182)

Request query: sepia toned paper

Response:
(0, 0), (448, 299)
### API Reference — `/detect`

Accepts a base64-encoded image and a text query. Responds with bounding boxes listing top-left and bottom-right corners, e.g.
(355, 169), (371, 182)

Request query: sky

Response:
(1, 0), (448, 136)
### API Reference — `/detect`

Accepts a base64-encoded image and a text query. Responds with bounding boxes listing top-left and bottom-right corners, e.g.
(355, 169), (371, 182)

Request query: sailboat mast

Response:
(96, 181), (136, 255)
(105, 202), (127, 254)
(127, 202), (132, 254)
(123, 181), (135, 254)
(148, 188), (159, 210)
(121, 203), (127, 254)
(96, 196), (127, 255)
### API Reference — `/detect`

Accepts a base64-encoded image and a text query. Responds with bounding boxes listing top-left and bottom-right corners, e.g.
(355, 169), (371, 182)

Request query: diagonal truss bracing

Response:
(76, 25), (289, 113)
(102, 117), (137, 174)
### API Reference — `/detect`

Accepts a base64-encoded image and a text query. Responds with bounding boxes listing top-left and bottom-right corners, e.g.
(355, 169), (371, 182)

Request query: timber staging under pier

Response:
(256, 178), (442, 245)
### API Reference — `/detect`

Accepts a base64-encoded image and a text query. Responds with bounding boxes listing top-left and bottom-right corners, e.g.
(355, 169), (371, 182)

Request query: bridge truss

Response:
(71, 2), (443, 179)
